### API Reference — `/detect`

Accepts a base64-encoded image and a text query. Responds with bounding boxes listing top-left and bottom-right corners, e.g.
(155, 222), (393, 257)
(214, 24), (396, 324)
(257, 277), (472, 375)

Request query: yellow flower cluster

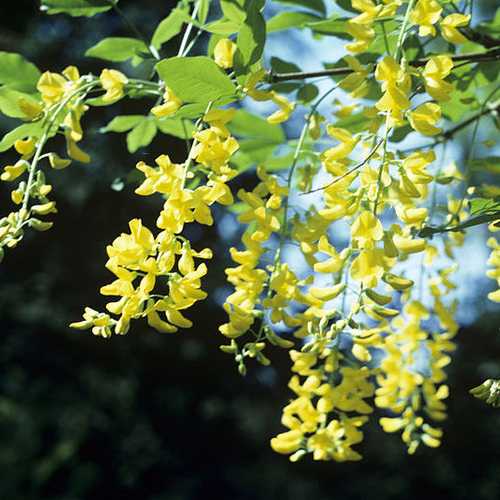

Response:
(244, 69), (295, 124)
(71, 104), (240, 337)
(271, 349), (372, 462)
(486, 224), (500, 303)
(0, 65), (103, 257)
(217, 1), (478, 461)
(411, 0), (471, 43)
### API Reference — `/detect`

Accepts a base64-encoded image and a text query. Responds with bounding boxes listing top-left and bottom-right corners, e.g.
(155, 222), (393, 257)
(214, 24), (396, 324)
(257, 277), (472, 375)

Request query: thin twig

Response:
(267, 48), (500, 83)
(301, 139), (384, 196)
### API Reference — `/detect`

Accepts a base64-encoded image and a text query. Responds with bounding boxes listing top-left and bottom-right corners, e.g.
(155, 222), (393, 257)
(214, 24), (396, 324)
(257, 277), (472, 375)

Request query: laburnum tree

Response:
(0, 0), (499, 462)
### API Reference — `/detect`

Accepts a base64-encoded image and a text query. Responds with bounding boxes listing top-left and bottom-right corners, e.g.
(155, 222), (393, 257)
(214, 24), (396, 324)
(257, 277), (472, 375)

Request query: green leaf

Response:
(297, 84), (319, 103)
(197, 0), (210, 24)
(267, 11), (319, 33)
(0, 52), (41, 93)
(470, 197), (500, 215)
(231, 141), (276, 172)
(331, 0), (356, 13)
(126, 117), (157, 153)
(220, 0), (246, 24)
(0, 88), (39, 118)
(204, 19), (241, 35)
(307, 16), (349, 39)
(273, 0), (326, 16)
(40, 0), (115, 17)
(155, 56), (237, 103)
(236, 5), (266, 68)
(469, 157), (500, 175)
(0, 122), (43, 152)
(155, 117), (195, 139)
(477, 8), (500, 36)
(390, 125), (413, 143)
(270, 57), (301, 74)
(85, 37), (147, 62)
(101, 115), (145, 133)
(334, 112), (370, 134)
(367, 20), (398, 56)
(228, 109), (286, 173)
(228, 109), (285, 142)
(151, 7), (188, 50)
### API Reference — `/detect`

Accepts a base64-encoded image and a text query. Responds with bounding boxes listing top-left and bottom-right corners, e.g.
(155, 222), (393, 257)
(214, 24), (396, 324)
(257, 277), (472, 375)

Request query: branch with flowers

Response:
(0, 0), (499, 463)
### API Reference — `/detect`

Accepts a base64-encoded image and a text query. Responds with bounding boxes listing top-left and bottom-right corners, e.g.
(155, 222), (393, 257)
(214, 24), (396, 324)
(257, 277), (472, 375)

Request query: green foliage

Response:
(151, 7), (189, 50)
(0, 123), (42, 152)
(126, 116), (157, 153)
(274, 0), (326, 16)
(101, 115), (145, 133)
(40, 0), (117, 17)
(220, 0), (247, 24)
(236, 3), (266, 69)
(267, 12), (319, 33)
(85, 37), (148, 63)
(0, 88), (38, 118)
(103, 114), (194, 153)
(155, 56), (237, 104)
(470, 156), (500, 175)
(228, 109), (286, 172)
(0, 52), (41, 93)
(307, 15), (349, 38)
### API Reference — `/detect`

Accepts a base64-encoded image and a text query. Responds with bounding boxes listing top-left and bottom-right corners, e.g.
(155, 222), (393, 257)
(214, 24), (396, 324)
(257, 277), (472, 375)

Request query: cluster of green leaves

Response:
(0, 52), (44, 151)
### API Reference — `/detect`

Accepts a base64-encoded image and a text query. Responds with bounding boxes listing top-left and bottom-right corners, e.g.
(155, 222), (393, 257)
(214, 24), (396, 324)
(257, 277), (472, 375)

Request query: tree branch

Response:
(441, 103), (500, 140)
(418, 212), (500, 238)
(267, 48), (500, 83)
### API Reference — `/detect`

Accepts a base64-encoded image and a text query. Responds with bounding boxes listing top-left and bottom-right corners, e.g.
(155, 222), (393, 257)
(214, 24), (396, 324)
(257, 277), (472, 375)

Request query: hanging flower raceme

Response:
(72, 104), (240, 336)
(486, 226), (500, 303)
(375, 56), (411, 126)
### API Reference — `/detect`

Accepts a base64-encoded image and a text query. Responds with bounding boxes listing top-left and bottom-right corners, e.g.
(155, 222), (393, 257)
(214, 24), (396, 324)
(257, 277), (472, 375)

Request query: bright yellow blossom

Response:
(440, 14), (470, 44)
(213, 38), (237, 69)
(100, 69), (128, 102)
(411, 0), (442, 37)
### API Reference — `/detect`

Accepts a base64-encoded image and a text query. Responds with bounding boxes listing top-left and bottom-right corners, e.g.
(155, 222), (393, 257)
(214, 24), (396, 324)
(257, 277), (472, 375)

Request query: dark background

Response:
(0, 1), (499, 499)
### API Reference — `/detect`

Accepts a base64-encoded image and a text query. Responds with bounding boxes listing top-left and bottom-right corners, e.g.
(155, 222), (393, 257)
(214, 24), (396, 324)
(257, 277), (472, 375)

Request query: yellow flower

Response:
(14, 137), (36, 157)
(267, 92), (295, 124)
(440, 14), (470, 44)
(270, 430), (303, 455)
(1, 160), (28, 182)
(422, 55), (453, 102)
(408, 102), (442, 136)
(411, 0), (442, 37)
(37, 69), (77, 105)
(314, 235), (345, 274)
(192, 128), (239, 172)
(135, 155), (184, 196)
(70, 307), (114, 338)
(375, 57), (411, 123)
(213, 38), (237, 69)
(323, 126), (359, 161)
(36, 72), (63, 104)
(351, 248), (386, 288)
(203, 108), (236, 137)
(106, 219), (155, 268)
(100, 69), (128, 102)
(345, 19), (375, 53)
(351, 210), (384, 247)
(339, 56), (370, 98)
(403, 150), (435, 184)
(151, 86), (182, 117)
(65, 131), (91, 163)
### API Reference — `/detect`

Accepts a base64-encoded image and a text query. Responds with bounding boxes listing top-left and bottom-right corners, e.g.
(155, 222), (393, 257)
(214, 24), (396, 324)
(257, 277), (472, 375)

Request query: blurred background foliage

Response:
(0, 1), (499, 499)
